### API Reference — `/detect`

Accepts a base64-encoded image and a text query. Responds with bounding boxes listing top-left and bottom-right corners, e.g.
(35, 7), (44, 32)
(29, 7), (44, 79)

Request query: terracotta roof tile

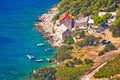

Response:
(59, 12), (72, 22)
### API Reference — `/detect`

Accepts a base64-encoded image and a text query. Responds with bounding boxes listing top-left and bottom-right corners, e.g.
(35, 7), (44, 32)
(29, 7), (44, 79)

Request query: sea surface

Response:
(0, 0), (60, 80)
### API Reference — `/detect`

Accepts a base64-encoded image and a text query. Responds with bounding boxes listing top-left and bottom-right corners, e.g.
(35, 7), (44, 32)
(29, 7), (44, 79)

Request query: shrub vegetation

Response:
(64, 36), (74, 45)
(53, 45), (73, 62)
(75, 36), (99, 47)
(94, 54), (120, 78)
(57, 0), (118, 16)
(55, 64), (91, 80)
(33, 67), (56, 80)
(98, 43), (116, 56)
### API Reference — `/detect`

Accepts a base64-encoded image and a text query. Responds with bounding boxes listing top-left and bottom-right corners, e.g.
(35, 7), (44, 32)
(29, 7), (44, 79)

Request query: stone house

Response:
(57, 12), (74, 30)
(55, 24), (72, 40)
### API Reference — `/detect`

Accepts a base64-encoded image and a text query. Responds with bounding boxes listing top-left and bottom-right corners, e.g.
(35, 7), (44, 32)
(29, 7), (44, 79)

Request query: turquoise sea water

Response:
(0, 0), (60, 80)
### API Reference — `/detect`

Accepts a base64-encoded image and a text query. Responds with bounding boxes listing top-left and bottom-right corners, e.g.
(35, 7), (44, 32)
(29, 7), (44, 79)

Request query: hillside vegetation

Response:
(58, 0), (118, 16)
(110, 4), (120, 37)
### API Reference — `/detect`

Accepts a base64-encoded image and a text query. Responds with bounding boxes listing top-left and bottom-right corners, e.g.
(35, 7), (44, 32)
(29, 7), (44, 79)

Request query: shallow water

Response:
(0, 0), (60, 80)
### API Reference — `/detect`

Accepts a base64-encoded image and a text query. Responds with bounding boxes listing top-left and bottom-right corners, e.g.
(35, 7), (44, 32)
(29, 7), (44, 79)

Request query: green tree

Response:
(75, 40), (86, 47)
(66, 61), (75, 67)
(84, 36), (99, 46)
(73, 58), (83, 65)
(75, 36), (99, 47)
(79, 31), (85, 38)
(103, 43), (116, 52)
(57, 0), (118, 16)
(52, 13), (60, 24)
(64, 36), (74, 45)
(84, 59), (93, 65)
(92, 13), (111, 26)
(53, 45), (72, 62)
(33, 67), (56, 80)
(110, 17), (120, 37)
(101, 13), (111, 22)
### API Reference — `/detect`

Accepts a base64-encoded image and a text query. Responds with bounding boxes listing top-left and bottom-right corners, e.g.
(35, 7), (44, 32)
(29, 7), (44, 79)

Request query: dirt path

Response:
(81, 62), (107, 80)
(81, 29), (120, 80)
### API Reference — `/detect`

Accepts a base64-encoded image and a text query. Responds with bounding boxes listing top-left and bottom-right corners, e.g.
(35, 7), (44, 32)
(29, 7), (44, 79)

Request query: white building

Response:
(55, 24), (72, 40)
(74, 17), (88, 30)
(98, 12), (116, 17)
(99, 12), (116, 25)
(87, 19), (94, 24)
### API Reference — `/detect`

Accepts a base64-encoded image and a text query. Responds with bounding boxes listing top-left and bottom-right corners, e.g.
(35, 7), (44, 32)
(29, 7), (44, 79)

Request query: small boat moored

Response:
(36, 59), (43, 62)
(37, 43), (44, 46)
(45, 48), (51, 51)
(27, 55), (35, 59)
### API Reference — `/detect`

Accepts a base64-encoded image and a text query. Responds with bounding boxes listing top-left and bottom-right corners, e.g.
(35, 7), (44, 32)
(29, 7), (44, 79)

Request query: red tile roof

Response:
(59, 12), (72, 22)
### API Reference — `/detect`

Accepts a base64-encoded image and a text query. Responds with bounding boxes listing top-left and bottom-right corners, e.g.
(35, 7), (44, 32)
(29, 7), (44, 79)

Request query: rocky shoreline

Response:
(34, 6), (62, 49)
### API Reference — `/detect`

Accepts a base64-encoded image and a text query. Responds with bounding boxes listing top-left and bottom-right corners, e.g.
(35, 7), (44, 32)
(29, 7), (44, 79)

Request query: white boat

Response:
(36, 59), (43, 62)
(27, 55), (34, 59)
(45, 48), (51, 51)
(37, 43), (44, 46)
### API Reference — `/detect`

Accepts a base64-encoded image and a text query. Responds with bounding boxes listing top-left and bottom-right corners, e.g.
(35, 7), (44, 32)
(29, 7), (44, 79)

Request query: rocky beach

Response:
(34, 6), (63, 48)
